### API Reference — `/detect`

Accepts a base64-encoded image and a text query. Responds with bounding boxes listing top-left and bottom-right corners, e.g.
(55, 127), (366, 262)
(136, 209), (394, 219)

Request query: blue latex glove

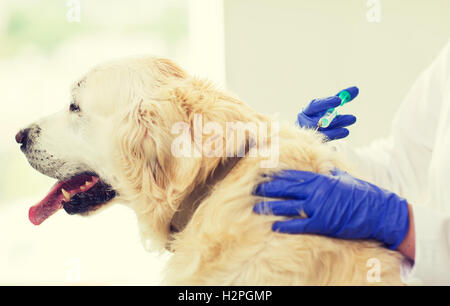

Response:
(253, 169), (410, 250)
(297, 86), (359, 140)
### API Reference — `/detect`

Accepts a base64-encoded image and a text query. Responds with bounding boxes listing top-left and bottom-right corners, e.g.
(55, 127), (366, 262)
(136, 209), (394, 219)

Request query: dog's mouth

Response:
(28, 172), (116, 225)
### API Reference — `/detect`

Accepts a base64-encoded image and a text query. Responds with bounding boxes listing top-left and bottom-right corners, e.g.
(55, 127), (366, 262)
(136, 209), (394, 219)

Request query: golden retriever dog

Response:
(16, 57), (404, 285)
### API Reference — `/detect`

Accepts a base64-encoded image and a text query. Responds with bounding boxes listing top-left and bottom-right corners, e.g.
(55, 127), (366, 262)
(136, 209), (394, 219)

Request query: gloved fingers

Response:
(271, 169), (319, 182)
(329, 168), (350, 177)
(321, 127), (349, 141)
(253, 178), (309, 199)
(336, 86), (359, 102)
(322, 114), (356, 129)
(303, 96), (341, 116)
(272, 218), (314, 234)
(253, 200), (310, 216)
(253, 170), (320, 199)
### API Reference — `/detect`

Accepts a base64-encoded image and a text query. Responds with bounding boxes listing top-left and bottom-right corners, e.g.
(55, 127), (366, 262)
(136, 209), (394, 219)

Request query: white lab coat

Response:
(336, 40), (450, 285)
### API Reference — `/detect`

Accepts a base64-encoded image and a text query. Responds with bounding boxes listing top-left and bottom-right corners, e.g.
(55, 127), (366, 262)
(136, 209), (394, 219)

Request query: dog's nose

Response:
(15, 128), (30, 145)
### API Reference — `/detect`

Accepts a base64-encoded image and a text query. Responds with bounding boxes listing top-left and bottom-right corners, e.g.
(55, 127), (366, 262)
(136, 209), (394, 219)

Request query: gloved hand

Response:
(297, 87), (358, 140)
(253, 169), (410, 250)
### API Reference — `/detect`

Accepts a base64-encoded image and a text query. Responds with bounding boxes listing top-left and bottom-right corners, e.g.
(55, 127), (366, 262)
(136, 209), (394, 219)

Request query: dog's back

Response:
(164, 125), (404, 285)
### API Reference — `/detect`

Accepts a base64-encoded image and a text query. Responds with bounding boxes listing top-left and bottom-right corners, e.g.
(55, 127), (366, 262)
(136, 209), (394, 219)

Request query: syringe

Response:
(316, 87), (358, 130)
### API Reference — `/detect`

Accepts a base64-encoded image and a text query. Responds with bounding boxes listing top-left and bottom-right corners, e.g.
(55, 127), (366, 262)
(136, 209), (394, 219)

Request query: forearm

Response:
(397, 203), (415, 260)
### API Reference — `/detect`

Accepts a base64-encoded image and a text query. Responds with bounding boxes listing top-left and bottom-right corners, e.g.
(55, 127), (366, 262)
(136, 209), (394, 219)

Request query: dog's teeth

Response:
(80, 186), (86, 191)
(85, 181), (90, 186)
(61, 188), (71, 201)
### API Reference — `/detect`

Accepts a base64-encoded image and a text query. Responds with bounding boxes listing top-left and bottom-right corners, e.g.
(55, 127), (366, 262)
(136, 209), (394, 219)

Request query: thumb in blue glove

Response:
(253, 169), (410, 250)
(297, 87), (358, 140)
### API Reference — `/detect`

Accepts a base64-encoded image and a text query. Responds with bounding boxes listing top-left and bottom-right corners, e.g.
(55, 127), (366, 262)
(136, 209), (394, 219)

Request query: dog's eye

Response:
(69, 103), (80, 113)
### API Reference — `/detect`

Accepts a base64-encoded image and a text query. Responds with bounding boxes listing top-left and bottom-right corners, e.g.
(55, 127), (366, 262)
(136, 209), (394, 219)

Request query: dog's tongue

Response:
(29, 175), (99, 225)
(29, 181), (65, 225)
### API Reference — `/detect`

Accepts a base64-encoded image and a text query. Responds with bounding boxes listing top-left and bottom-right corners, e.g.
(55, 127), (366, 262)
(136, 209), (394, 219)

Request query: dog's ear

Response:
(116, 92), (201, 204)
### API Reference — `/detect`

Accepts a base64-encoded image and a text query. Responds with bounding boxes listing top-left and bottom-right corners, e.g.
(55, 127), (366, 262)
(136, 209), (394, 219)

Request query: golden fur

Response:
(103, 57), (405, 285)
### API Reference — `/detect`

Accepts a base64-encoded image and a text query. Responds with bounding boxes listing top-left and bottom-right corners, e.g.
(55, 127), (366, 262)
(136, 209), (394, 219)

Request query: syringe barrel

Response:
(318, 108), (337, 128)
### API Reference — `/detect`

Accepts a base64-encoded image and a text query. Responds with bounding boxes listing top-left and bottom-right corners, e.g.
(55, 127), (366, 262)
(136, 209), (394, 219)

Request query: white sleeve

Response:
(335, 40), (450, 203)
(401, 205), (450, 285)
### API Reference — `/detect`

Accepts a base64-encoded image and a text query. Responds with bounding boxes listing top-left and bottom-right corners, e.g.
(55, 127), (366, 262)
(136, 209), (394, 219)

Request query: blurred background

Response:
(0, 0), (449, 284)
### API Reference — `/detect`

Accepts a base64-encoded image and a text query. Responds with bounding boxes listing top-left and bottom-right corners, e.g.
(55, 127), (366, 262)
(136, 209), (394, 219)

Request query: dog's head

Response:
(17, 56), (261, 248)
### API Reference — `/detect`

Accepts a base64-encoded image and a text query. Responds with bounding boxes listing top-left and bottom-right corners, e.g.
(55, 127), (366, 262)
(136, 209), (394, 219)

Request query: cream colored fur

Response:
(96, 57), (405, 285)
